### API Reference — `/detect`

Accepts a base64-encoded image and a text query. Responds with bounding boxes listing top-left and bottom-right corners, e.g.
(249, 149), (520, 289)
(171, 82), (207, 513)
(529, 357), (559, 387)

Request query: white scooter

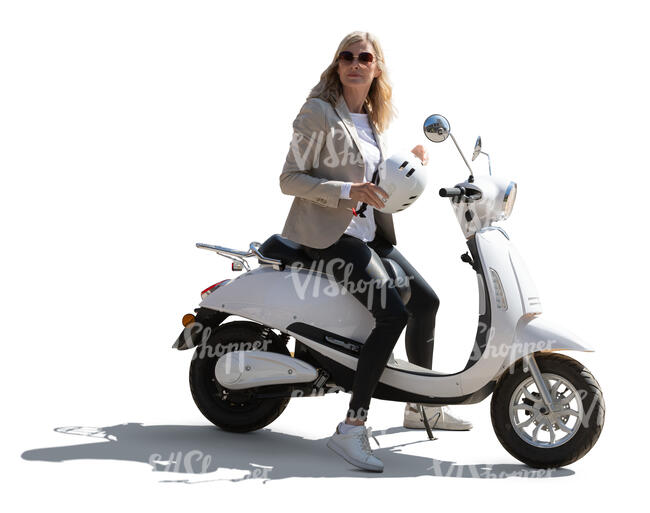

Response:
(173, 114), (605, 468)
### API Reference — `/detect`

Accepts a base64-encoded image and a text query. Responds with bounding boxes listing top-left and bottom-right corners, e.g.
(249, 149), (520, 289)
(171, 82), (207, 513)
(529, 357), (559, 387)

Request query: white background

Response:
(2, 0), (648, 510)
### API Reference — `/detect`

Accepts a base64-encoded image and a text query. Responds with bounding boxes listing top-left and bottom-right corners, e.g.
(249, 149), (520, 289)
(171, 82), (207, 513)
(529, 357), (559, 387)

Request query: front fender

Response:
(172, 308), (230, 350)
(502, 315), (594, 370)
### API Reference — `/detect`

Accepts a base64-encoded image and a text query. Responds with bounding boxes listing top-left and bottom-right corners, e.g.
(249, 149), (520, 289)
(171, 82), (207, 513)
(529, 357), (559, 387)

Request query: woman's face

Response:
(337, 40), (381, 91)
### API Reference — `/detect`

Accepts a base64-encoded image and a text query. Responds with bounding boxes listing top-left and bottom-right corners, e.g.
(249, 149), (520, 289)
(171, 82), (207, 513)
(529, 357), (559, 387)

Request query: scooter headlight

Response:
(502, 181), (517, 219)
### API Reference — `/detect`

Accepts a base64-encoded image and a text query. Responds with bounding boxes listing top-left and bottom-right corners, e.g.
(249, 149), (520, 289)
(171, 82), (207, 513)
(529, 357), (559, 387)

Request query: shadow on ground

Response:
(21, 423), (572, 482)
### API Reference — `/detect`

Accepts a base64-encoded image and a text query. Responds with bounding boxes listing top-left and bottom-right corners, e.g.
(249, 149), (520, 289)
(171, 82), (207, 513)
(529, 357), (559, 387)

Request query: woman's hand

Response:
(349, 182), (389, 209)
(411, 144), (429, 165)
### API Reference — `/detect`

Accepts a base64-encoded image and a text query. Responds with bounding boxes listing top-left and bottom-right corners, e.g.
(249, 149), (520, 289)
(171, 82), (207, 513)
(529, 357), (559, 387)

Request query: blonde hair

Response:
(307, 31), (396, 133)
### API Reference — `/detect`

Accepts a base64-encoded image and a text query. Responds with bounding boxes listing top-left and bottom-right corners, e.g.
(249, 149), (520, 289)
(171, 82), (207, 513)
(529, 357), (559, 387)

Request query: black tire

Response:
(491, 352), (605, 468)
(189, 321), (291, 433)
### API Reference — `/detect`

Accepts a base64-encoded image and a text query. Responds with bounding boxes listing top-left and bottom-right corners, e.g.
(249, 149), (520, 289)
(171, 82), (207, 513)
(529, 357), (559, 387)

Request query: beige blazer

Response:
(279, 94), (396, 249)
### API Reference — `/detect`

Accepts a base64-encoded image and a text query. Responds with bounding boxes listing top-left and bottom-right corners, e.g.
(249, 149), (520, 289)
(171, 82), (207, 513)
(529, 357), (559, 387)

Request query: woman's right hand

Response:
(349, 183), (389, 209)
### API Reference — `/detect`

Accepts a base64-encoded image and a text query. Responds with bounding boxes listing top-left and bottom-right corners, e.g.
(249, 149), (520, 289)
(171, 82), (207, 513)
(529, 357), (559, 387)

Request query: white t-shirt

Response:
(340, 112), (381, 242)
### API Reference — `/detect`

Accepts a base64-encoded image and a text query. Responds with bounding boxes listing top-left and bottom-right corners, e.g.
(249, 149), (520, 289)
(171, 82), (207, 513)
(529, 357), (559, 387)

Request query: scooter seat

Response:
(257, 234), (411, 304)
(258, 234), (316, 269)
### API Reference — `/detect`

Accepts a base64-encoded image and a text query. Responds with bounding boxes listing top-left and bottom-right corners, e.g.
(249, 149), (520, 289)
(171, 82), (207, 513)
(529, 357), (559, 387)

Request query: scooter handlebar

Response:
(439, 187), (463, 198)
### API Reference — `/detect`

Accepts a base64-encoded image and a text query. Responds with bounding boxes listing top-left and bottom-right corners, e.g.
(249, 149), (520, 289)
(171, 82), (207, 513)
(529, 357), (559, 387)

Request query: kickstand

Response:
(419, 404), (438, 441)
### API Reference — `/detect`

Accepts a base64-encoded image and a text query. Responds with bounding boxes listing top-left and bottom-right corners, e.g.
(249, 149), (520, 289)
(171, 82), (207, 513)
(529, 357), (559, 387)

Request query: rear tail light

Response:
(201, 279), (230, 300)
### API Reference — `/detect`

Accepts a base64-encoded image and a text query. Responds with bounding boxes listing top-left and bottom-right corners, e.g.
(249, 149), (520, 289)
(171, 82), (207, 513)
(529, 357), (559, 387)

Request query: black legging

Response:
(301, 233), (440, 421)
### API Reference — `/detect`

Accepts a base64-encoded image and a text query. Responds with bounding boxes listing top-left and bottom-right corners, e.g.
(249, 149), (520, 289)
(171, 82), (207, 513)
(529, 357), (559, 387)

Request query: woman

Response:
(279, 31), (471, 472)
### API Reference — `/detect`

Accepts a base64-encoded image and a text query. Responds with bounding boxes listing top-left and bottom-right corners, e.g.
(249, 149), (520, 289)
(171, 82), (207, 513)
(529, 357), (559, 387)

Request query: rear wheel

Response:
(189, 321), (291, 432)
(491, 352), (605, 468)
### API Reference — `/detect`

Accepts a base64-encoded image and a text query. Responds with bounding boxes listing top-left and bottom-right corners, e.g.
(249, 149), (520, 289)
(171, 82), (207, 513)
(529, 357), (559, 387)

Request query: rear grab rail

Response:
(196, 242), (283, 271)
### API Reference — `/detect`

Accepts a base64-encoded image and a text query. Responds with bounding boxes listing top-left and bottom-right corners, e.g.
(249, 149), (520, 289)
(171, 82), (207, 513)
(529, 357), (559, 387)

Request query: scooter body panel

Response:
(196, 227), (592, 404)
(215, 350), (318, 389)
(199, 265), (374, 342)
(291, 227), (545, 399)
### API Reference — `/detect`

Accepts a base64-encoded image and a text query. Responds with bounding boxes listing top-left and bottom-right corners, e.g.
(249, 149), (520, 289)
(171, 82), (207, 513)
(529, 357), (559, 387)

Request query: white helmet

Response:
(375, 151), (428, 214)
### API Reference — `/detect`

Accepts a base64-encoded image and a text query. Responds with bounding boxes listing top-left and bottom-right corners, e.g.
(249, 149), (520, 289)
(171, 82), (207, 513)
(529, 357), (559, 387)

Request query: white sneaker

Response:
(403, 403), (473, 430)
(326, 423), (384, 472)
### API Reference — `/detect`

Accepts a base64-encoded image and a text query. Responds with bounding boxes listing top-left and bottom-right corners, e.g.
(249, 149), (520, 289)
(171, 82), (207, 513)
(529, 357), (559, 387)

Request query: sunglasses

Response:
(338, 51), (375, 64)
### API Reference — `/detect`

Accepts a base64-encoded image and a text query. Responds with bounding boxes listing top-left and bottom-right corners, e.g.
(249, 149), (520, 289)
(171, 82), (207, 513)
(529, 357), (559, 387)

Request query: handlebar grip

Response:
(439, 187), (463, 198)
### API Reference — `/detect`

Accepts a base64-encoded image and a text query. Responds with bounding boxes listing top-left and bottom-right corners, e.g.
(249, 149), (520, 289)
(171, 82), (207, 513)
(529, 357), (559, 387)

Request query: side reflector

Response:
(489, 268), (508, 311)
(182, 313), (196, 327)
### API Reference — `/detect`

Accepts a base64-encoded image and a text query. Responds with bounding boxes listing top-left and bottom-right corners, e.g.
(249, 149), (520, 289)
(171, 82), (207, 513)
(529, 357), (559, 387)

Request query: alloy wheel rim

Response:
(509, 372), (584, 448)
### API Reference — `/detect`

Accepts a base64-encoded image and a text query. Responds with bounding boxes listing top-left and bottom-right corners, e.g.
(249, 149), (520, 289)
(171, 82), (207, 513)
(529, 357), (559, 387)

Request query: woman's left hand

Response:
(411, 144), (429, 166)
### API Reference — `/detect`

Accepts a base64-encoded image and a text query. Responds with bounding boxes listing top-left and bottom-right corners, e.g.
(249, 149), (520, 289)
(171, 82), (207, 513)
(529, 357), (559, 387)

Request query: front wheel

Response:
(491, 352), (605, 468)
(189, 321), (291, 433)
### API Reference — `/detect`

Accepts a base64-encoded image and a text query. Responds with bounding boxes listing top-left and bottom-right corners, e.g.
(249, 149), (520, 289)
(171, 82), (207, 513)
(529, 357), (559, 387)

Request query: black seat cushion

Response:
(258, 234), (412, 304)
(258, 234), (316, 269)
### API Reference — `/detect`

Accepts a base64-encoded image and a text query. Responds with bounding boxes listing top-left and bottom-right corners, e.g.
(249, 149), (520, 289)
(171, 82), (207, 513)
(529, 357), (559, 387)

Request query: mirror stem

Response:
(481, 151), (492, 176)
(449, 133), (474, 178)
